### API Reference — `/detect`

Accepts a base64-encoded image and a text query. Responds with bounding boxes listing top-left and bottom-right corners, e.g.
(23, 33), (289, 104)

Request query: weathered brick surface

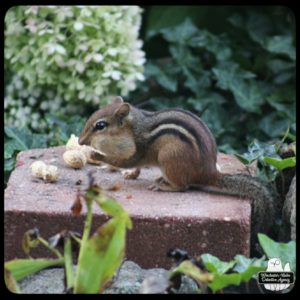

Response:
(5, 146), (253, 268)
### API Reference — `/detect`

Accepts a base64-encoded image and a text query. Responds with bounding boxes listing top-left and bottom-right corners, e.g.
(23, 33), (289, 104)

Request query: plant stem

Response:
(80, 200), (93, 245)
(64, 237), (74, 291)
(74, 197), (93, 293)
(38, 237), (63, 259)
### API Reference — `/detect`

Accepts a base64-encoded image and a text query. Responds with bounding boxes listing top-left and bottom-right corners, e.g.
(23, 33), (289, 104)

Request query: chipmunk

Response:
(79, 96), (278, 247)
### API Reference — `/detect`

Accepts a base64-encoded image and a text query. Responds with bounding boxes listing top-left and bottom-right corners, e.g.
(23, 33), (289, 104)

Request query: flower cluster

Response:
(4, 75), (68, 130)
(5, 6), (145, 128)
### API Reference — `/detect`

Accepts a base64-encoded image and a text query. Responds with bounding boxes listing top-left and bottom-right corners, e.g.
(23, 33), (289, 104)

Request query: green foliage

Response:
(5, 259), (64, 282)
(144, 6), (244, 40)
(201, 254), (235, 274)
(169, 234), (294, 293)
(74, 186), (132, 293)
(235, 131), (296, 181)
(133, 7), (295, 153)
(170, 260), (214, 290)
(5, 6), (145, 128)
(200, 254), (266, 293)
(258, 233), (296, 273)
(4, 114), (86, 185)
(263, 156), (296, 172)
(5, 126), (48, 158)
(43, 114), (86, 146)
(4, 182), (132, 294)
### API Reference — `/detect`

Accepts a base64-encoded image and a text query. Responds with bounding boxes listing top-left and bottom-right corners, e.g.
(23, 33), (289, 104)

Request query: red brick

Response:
(5, 146), (252, 268)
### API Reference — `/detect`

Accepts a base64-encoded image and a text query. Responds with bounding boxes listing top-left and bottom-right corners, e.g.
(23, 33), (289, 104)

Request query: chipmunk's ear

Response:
(111, 96), (124, 104)
(114, 103), (130, 126)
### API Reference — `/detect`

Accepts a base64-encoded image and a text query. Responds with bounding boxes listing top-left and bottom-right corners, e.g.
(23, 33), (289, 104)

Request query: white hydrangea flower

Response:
(107, 48), (118, 56)
(93, 54), (104, 63)
(74, 22), (84, 31)
(111, 71), (121, 80)
(5, 5), (146, 125)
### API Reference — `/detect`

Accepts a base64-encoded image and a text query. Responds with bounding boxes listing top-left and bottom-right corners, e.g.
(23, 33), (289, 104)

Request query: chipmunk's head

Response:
(79, 96), (136, 159)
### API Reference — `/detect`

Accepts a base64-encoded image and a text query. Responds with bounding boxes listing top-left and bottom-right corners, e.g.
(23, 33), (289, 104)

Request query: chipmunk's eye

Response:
(95, 120), (108, 131)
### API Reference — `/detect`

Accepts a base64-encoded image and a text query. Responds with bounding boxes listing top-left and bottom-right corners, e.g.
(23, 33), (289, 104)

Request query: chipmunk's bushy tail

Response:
(201, 173), (278, 247)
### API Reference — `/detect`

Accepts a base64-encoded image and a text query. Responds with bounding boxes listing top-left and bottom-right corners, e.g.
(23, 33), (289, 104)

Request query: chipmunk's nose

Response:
(78, 133), (89, 145)
(78, 137), (84, 145)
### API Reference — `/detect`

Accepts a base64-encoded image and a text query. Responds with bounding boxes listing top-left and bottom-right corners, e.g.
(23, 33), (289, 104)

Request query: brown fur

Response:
(79, 100), (219, 188)
(79, 97), (277, 245)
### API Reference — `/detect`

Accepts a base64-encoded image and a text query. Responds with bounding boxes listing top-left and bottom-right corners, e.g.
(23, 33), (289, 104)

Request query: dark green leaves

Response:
(235, 135), (296, 181)
(4, 125), (49, 184)
(265, 35), (295, 60)
(235, 139), (279, 165)
(145, 63), (177, 92)
(212, 62), (265, 113)
(189, 30), (232, 61)
(160, 18), (199, 44)
(5, 126), (48, 158)
(228, 10), (295, 61)
(4, 114), (86, 186)
(44, 114), (86, 145)
(139, 7), (295, 154)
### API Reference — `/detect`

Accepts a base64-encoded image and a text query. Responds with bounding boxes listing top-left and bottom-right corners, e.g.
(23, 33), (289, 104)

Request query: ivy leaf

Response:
(189, 30), (232, 61)
(267, 59), (295, 74)
(145, 63), (177, 92)
(4, 126), (30, 150)
(263, 156), (296, 171)
(258, 234), (296, 273)
(5, 157), (15, 172)
(201, 253), (265, 293)
(209, 264), (265, 293)
(212, 62), (265, 113)
(184, 70), (211, 95)
(259, 113), (290, 138)
(230, 80), (265, 113)
(212, 62), (256, 90)
(208, 273), (241, 292)
(5, 139), (25, 159)
(160, 18), (199, 44)
(201, 253), (235, 275)
(265, 35), (295, 61)
(30, 134), (48, 149)
(169, 45), (199, 71)
(233, 255), (267, 274)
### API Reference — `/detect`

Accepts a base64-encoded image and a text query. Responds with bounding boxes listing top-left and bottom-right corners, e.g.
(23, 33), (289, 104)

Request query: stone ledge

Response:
(5, 146), (252, 268)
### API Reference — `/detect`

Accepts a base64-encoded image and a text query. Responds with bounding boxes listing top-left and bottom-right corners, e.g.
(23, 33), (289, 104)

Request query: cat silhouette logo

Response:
(258, 258), (294, 291)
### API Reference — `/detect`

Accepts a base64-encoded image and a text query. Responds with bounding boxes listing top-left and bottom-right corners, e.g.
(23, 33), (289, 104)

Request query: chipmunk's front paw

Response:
(148, 183), (159, 191)
(148, 178), (185, 192)
(99, 164), (120, 172)
(121, 168), (141, 180)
